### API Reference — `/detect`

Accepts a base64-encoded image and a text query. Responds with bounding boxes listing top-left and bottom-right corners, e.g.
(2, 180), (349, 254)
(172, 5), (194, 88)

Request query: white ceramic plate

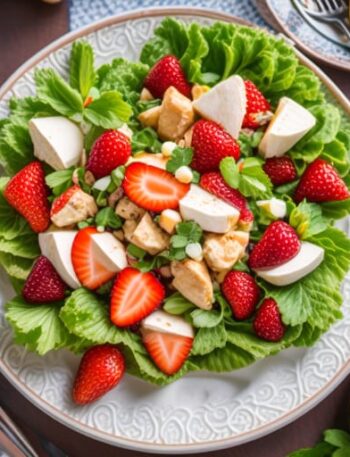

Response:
(1, 8), (350, 454)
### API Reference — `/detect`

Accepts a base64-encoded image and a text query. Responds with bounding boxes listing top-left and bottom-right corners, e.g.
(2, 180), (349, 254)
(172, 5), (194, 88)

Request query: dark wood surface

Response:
(0, 1), (350, 456)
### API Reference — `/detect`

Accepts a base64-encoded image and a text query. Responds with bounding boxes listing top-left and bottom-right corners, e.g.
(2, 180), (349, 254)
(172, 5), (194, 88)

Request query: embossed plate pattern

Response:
(0, 8), (350, 454)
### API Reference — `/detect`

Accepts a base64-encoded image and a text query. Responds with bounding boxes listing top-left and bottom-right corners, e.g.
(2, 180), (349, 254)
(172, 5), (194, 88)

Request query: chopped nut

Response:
(171, 259), (214, 310)
(108, 187), (123, 208)
(125, 213), (170, 255)
(116, 196), (145, 220)
(138, 106), (161, 129)
(185, 242), (203, 261)
(158, 87), (195, 141)
(113, 230), (125, 242)
(158, 209), (182, 234)
(191, 84), (210, 100)
(84, 170), (95, 186)
(203, 231), (249, 272)
(140, 88), (154, 101)
(159, 265), (172, 278)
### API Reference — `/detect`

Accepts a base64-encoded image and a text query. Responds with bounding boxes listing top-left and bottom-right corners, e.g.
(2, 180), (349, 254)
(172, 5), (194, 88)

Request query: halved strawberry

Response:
(71, 227), (116, 289)
(142, 331), (193, 375)
(110, 267), (165, 327)
(242, 80), (271, 129)
(122, 162), (190, 212)
(4, 161), (50, 233)
(50, 185), (80, 217)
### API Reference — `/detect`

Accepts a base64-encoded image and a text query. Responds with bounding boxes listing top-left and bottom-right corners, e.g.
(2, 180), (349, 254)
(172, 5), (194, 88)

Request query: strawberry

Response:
(248, 221), (300, 269)
(50, 184), (80, 217)
(22, 256), (67, 303)
(123, 162), (189, 212)
(71, 227), (117, 289)
(253, 298), (285, 342)
(200, 172), (254, 227)
(142, 331), (193, 375)
(294, 158), (350, 203)
(73, 344), (125, 405)
(221, 271), (260, 320)
(144, 55), (191, 99)
(191, 120), (240, 174)
(4, 161), (50, 233)
(87, 130), (131, 179)
(242, 80), (271, 129)
(263, 157), (297, 186)
(110, 267), (165, 327)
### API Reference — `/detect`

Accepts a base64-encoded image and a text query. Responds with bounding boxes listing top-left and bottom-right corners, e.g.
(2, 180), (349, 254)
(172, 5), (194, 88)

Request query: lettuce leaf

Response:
(5, 296), (74, 355)
(69, 41), (96, 99)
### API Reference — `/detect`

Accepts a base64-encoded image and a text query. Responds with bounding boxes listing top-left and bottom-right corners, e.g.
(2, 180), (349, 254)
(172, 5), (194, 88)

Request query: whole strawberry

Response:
(200, 171), (253, 228)
(222, 271), (260, 320)
(253, 298), (285, 342)
(263, 157), (297, 186)
(191, 120), (240, 174)
(243, 80), (271, 129)
(87, 130), (131, 179)
(294, 158), (350, 203)
(4, 161), (50, 233)
(144, 55), (191, 99)
(249, 221), (300, 269)
(73, 344), (125, 405)
(23, 256), (67, 303)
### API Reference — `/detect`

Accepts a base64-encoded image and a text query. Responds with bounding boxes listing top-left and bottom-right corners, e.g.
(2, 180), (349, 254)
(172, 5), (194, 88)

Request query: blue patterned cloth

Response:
(69, 0), (268, 30)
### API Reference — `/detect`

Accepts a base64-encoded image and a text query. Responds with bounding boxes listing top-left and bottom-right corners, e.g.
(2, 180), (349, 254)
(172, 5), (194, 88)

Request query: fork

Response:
(297, 0), (350, 41)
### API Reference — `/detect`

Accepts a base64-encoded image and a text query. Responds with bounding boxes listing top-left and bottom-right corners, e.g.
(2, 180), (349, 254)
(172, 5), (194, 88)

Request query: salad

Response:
(1, 18), (350, 405)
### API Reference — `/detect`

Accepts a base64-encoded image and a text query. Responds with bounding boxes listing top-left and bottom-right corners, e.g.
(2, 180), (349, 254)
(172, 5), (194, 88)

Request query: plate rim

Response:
(0, 6), (350, 453)
(265, 0), (350, 72)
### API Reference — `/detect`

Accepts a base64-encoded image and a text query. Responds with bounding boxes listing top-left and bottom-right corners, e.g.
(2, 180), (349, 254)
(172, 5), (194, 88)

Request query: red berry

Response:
(191, 120), (240, 174)
(143, 331), (193, 375)
(123, 162), (189, 212)
(200, 172), (253, 226)
(4, 161), (50, 233)
(87, 130), (131, 179)
(253, 298), (285, 342)
(249, 221), (300, 269)
(222, 271), (260, 320)
(294, 158), (350, 203)
(22, 256), (67, 303)
(110, 267), (165, 327)
(243, 80), (271, 129)
(263, 157), (297, 186)
(73, 344), (125, 405)
(144, 55), (191, 99)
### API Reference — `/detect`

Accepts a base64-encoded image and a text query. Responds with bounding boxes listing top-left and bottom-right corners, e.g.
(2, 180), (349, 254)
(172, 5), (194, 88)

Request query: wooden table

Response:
(0, 1), (350, 456)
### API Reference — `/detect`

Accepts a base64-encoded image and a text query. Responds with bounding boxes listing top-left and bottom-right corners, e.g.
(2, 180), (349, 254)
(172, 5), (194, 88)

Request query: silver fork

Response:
(297, 0), (350, 41)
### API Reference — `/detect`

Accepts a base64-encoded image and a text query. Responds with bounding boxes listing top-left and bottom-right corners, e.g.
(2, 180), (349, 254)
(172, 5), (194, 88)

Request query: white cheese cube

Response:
(256, 198), (287, 219)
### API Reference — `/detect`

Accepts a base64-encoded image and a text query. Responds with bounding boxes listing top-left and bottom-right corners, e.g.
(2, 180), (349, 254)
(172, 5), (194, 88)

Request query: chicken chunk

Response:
(116, 196), (145, 221)
(203, 230), (249, 272)
(51, 188), (97, 228)
(123, 219), (138, 243)
(171, 259), (214, 310)
(157, 87), (195, 141)
(138, 106), (161, 129)
(124, 213), (170, 255)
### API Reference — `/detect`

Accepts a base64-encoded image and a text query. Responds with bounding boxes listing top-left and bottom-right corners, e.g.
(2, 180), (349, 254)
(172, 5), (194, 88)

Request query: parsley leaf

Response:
(84, 91), (132, 129)
(45, 168), (74, 196)
(131, 127), (162, 153)
(219, 157), (239, 188)
(95, 207), (122, 229)
(69, 41), (96, 99)
(127, 243), (147, 260)
(167, 221), (203, 260)
(35, 68), (83, 117)
(238, 129), (264, 157)
(166, 147), (193, 173)
(239, 161), (272, 199)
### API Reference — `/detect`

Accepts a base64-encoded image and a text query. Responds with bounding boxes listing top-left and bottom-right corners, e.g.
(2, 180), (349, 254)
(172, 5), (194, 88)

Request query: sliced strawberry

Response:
(4, 161), (50, 233)
(242, 80), (271, 129)
(50, 184), (80, 216)
(122, 162), (190, 212)
(248, 221), (300, 269)
(73, 344), (125, 405)
(110, 267), (165, 327)
(294, 158), (350, 203)
(71, 227), (116, 289)
(23, 256), (67, 303)
(144, 55), (192, 99)
(191, 120), (240, 173)
(142, 331), (193, 375)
